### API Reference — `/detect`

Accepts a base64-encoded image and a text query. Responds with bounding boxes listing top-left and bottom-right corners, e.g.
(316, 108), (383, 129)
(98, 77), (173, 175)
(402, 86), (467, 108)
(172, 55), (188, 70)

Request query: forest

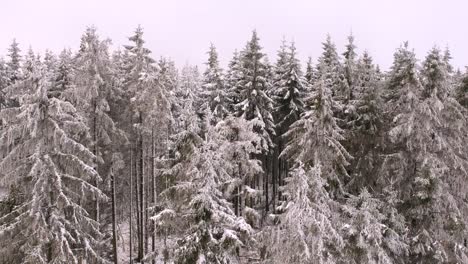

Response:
(0, 26), (467, 264)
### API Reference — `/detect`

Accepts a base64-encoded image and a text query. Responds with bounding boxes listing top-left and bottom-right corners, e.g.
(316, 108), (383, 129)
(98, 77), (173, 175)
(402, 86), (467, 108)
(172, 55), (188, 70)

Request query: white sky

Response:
(0, 0), (467, 71)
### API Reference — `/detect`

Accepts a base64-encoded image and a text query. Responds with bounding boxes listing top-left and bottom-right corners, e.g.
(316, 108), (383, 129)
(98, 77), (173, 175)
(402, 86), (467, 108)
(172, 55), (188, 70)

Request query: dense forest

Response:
(0, 26), (467, 264)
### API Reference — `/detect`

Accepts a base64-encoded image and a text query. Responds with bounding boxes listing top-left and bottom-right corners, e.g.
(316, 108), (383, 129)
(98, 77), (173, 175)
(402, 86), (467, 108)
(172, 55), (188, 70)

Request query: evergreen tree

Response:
(282, 68), (352, 196)
(0, 58), (8, 110)
(201, 44), (228, 122)
(304, 56), (316, 88)
(272, 41), (306, 137)
(234, 30), (275, 153)
(73, 29), (127, 263)
(51, 49), (73, 99)
(0, 62), (107, 263)
(155, 112), (257, 264)
(383, 45), (468, 263)
(267, 163), (343, 264)
(455, 67), (468, 109)
(6, 39), (22, 84)
(225, 50), (242, 114)
(346, 51), (385, 192)
(342, 34), (358, 102)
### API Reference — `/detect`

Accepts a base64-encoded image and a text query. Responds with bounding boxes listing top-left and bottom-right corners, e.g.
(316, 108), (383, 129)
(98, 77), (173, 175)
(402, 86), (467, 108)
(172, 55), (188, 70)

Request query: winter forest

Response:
(0, 25), (467, 264)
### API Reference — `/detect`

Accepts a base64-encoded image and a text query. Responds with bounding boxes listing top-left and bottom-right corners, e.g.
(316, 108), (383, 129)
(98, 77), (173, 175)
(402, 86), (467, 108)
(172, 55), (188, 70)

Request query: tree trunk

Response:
(139, 112), (145, 263)
(151, 128), (156, 264)
(130, 148), (134, 264)
(93, 99), (100, 223)
(265, 154), (269, 212)
(111, 158), (118, 264)
(135, 146), (141, 262)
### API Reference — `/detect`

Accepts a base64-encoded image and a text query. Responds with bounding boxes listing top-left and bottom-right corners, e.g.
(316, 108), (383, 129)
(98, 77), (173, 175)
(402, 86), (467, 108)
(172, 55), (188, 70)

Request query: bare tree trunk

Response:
(111, 157), (118, 264)
(151, 128), (156, 264)
(144, 144), (149, 255)
(265, 154), (269, 212)
(130, 148), (134, 264)
(135, 146), (141, 262)
(139, 112), (145, 263)
(93, 99), (100, 223)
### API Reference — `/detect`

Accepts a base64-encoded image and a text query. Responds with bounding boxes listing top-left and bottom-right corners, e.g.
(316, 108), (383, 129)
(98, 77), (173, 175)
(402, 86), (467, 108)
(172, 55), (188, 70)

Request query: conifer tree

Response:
(383, 45), (468, 263)
(304, 56), (316, 88)
(267, 163), (343, 264)
(281, 68), (352, 196)
(0, 60), (107, 264)
(342, 34), (358, 102)
(234, 30), (275, 153)
(346, 51), (384, 192)
(225, 50), (242, 114)
(0, 58), (8, 110)
(6, 39), (22, 84)
(456, 67), (468, 109)
(154, 112), (257, 264)
(201, 44), (228, 122)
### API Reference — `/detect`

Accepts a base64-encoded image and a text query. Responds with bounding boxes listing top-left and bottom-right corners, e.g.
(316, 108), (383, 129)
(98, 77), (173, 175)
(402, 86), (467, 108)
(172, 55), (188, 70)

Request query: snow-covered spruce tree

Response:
(272, 41), (306, 139)
(270, 40), (306, 211)
(6, 39), (22, 85)
(234, 30), (275, 153)
(200, 44), (228, 123)
(153, 112), (259, 264)
(73, 26), (120, 222)
(346, 51), (385, 193)
(316, 35), (346, 101)
(342, 34), (358, 103)
(304, 56), (316, 89)
(383, 45), (468, 263)
(265, 68), (352, 263)
(50, 49), (73, 99)
(266, 162), (343, 264)
(0, 61), (107, 263)
(455, 67), (468, 109)
(175, 64), (202, 135)
(43, 50), (57, 75)
(0, 58), (9, 110)
(123, 25), (173, 263)
(341, 189), (409, 264)
(281, 70), (352, 196)
(225, 50), (243, 114)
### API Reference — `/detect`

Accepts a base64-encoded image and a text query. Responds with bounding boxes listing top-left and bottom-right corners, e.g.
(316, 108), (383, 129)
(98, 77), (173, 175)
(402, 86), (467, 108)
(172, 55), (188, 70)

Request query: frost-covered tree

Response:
(316, 35), (346, 100)
(342, 34), (358, 102)
(6, 39), (22, 84)
(172, 64), (202, 136)
(200, 44), (228, 122)
(73, 27), (119, 224)
(225, 50), (243, 114)
(0, 62), (107, 263)
(267, 163), (343, 264)
(383, 45), (468, 263)
(0, 58), (8, 110)
(341, 189), (409, 264)
(304, 56), (316, 88)
(455, 67), (468, 109)
(50, 49), (73, 99)
(281, 72), (352, 196)
(234, 30), (275, 153)
(154, 112), (258, 264)
(346, 51), (385, 192)
(272, 41), (306, 138)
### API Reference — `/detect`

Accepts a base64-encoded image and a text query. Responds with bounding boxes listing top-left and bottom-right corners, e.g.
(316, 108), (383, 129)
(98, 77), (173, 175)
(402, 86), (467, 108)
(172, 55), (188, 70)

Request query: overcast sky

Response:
(1, 0), (467, 71)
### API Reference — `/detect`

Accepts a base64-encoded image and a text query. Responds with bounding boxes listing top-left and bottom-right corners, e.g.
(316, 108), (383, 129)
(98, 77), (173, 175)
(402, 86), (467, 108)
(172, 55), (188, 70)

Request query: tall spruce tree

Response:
(6, 39), (22, 84)
(0, 60), (107, 263)
(234, 30), (275, 153)
(201, 44), (228, 123)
